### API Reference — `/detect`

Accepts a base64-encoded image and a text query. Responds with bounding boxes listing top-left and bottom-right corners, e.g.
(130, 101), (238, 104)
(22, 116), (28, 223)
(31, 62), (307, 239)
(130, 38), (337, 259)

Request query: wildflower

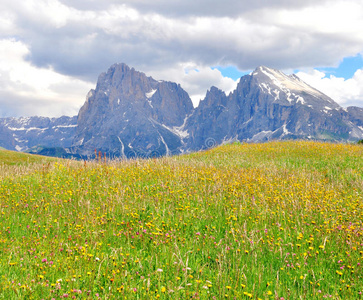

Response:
(161, 287), (166, 293)
(117, 286), (124, 292)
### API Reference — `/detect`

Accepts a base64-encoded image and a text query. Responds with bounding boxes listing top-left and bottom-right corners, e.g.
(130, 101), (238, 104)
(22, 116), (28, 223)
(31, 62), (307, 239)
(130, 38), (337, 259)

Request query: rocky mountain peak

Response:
(252, 65), (317, 93)
(95, 63), (155, 101)
(248, 65), (340, 109)
(73, 63), (194, 157)
(198, 86), (227, 108)
(1, 63), (362, 159)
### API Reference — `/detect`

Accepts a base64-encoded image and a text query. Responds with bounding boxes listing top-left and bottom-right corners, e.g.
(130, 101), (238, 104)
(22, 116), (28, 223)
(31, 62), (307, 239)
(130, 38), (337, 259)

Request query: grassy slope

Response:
(0, 149), (57, 165)
(0, 141), (362, 299)
(0, 149), (64, 179)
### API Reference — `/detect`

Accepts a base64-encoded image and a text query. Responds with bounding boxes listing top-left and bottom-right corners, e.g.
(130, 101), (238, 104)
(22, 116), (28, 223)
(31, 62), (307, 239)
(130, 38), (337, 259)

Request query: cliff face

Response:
(1, 64), (362, 158)
(73, 63), (194, 158)
(0, 116), (77, 152)
(184, 66), (363, 150)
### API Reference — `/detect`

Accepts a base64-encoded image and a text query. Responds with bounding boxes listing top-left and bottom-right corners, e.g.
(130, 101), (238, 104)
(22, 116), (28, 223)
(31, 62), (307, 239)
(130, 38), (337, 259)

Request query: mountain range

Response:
(1, 63), (363, 159)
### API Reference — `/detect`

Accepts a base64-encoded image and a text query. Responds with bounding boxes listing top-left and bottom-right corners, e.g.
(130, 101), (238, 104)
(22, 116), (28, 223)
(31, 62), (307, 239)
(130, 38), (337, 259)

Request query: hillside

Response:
(0, 148), (58, 166)
(0, 141), (362, 299)
(0, 148), (62, 179)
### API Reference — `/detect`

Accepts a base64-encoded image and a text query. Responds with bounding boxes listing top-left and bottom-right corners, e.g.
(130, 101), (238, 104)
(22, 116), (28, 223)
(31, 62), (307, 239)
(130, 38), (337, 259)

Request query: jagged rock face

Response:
(185, 66), (363, 150)
(0, 116), (77, 151)
(74, 63), (194, 158)
(0, 64), (362, 158)
(345, 106), (363, 127)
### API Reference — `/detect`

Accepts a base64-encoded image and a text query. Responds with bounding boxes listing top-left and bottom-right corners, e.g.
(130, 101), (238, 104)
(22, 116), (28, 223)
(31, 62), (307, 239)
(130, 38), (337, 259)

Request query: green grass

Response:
(0, 149), (57, 166)
(0, 149), (61, 180)
(0, 141), (362, 299)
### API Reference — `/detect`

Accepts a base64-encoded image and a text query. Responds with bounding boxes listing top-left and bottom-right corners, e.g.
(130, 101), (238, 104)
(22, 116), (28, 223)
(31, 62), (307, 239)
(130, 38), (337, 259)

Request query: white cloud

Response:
(269, 1), (363, 36)
(4, 0), (74, 29)
(145, 62), (239, 106)
(9, 0), (363, 76)
(296, 69), (363, 107)
(0, 38), (93, 117)
(0, 0), (363, 116)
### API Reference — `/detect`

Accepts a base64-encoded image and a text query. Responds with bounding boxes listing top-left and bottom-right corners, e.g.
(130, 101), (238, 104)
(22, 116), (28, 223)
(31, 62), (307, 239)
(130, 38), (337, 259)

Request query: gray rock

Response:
(184, 66), (363, 150)
(73, 63), (194, 158)
(0, 116), (77, 152)
(1, 64), (362, 158)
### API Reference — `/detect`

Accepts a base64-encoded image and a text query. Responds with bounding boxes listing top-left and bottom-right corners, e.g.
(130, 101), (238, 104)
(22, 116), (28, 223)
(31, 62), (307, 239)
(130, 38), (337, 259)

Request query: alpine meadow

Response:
(0, 140), (363, 299)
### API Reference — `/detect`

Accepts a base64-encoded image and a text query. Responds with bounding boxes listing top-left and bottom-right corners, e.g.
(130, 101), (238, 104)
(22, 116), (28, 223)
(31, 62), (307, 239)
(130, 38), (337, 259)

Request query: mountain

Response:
(0, 64), (362, 158)
(0, 116), (77, 152)
(184, 66), (363, 149)
(73, 63), (194, 158)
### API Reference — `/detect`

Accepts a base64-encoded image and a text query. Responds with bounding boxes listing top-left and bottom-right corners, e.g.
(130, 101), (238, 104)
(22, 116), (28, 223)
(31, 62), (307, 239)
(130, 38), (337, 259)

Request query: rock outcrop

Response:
(0, 116), (77, 152)
(73, 63), (194, 158)
(184, 66), (363, 150)
(1, 64), (362, 158)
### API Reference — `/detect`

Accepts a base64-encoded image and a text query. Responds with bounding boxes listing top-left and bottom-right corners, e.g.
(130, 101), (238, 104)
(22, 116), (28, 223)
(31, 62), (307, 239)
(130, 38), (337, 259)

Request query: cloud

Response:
(296, 68), (363, 107)
(0, 38), (93, 117)
(6, 0), (363, 78)
(1, 0), (363, 116)
(0, 91), (80, 118)
(144, 62), (239, 106)
(62, 0), (330, 17)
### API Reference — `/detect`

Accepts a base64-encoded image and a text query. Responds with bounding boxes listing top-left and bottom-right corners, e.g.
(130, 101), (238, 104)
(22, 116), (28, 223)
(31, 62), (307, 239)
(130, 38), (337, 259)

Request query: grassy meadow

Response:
(0, 148), (57, 180)
(0, 141), (362, 299)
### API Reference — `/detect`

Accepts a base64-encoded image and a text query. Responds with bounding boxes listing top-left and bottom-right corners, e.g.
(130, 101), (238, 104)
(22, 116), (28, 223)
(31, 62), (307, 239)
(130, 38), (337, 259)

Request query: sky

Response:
(1, 0), (363, 117)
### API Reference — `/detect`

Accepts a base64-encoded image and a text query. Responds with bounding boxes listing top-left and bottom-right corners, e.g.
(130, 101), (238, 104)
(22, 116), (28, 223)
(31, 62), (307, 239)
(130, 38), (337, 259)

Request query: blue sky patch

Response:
(317, 54), (363, 79)
(213, 66), (251, 80)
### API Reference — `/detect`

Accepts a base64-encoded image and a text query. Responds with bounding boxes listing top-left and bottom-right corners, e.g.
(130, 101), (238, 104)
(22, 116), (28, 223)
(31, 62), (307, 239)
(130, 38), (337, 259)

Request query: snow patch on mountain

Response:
(257, 66), (322, 97)
(146, 89), (157, 99)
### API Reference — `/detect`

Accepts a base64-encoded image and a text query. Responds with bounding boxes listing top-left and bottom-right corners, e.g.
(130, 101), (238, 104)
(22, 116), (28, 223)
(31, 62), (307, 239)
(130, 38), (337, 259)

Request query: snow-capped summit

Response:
(185, 66), (363, 148)
(251, 66), (340, 109)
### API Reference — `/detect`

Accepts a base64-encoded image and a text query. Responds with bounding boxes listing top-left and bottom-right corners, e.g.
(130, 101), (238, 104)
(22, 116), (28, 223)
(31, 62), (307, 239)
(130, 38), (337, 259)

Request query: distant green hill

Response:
(0, 148), (57, 165)
(25, 145), (87, 160)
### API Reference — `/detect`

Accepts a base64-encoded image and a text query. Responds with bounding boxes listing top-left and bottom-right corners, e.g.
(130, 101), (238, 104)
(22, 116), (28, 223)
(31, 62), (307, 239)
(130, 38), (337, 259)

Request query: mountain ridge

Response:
(0, 64), (362, 158)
